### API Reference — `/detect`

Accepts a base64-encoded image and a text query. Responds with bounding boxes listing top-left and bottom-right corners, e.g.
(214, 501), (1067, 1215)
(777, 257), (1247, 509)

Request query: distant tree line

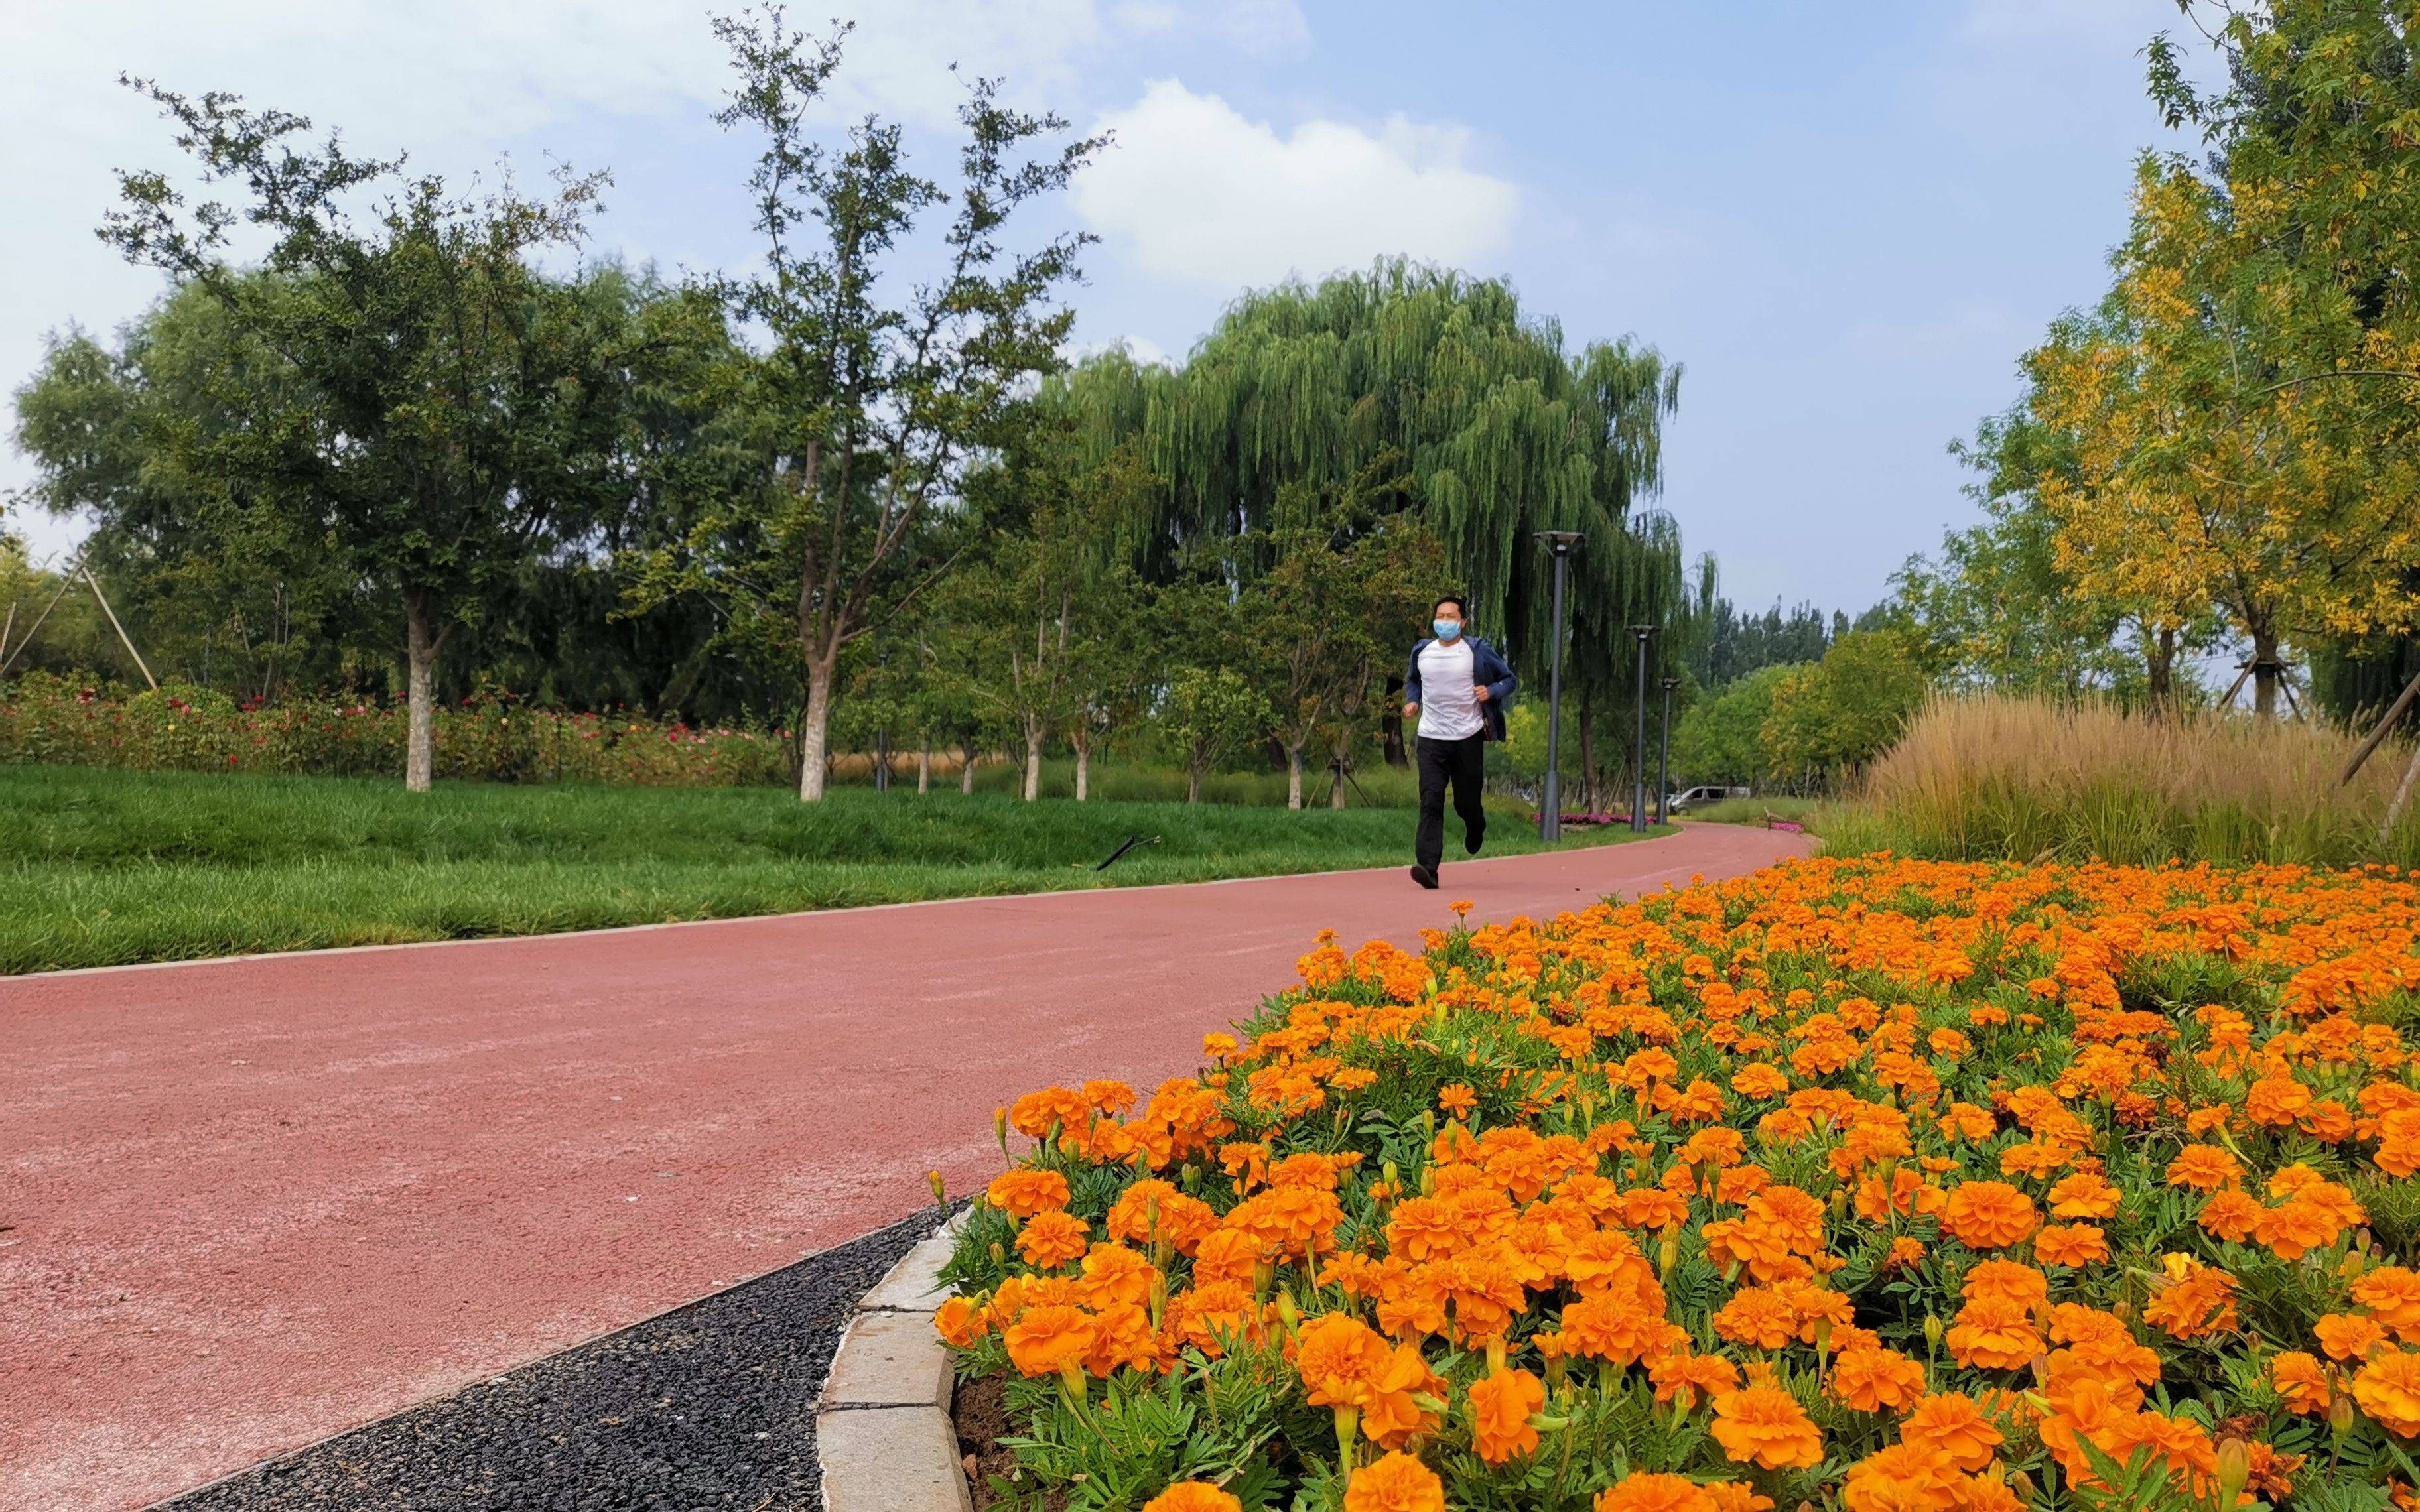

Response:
(4, 9), (1699, 804)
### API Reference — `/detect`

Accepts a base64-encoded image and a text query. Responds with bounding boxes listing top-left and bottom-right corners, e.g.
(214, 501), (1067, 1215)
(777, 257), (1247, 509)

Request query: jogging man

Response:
(1402, 596), (1516, 890)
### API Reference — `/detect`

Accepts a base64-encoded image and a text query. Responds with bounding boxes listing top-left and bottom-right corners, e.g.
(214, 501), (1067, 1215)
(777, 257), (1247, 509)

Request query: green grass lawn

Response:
(0, 764), (1671, 973)
(1680, 795), (1826, 830)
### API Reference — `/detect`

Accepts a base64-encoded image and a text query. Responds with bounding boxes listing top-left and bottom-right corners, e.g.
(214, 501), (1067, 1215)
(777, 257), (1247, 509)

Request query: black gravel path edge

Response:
(155, 1208), (951, 1512)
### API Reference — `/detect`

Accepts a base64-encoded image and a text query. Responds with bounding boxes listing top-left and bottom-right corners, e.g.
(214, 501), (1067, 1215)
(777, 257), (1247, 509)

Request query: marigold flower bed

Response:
(934, 854), (2420, 1512)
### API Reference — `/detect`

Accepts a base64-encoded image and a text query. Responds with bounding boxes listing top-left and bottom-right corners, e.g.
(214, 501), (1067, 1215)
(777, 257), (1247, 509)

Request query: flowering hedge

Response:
(936, 854), (2420, 1512)
(0, 673), (791, 786)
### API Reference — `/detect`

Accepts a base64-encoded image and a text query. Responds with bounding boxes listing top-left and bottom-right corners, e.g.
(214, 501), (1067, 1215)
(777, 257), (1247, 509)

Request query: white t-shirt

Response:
(1415, 638), (1483, 741)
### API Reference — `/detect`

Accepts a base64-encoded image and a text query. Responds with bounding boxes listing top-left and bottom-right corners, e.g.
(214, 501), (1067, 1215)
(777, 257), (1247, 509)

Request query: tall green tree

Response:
(100, 82), (626, 789)
(627, 9), (1102, 801)
(1252, 467), (1446, 808)
(1047, 261), (1687, 702)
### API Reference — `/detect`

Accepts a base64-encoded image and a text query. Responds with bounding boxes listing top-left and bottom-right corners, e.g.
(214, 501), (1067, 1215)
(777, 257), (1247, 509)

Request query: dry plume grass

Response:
(1830, 692), (2420, 867)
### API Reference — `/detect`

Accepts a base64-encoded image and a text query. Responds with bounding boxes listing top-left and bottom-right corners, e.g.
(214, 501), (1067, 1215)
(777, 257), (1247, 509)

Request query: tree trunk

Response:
(1187, 757), (1203, 804)
(1022, 722), (1044, 801)
(798, 655), (836, 801)
(2145, 626), (2177, 715)
(403, 590), (439, 794)
(1073, 733), (1091, 802)
(1331, 755), (1348, 809)
(960, 738), (978, 794)
(1286, 745), (1305, 810)
(917, 742), (931, 794)
(2252, 628), (2281, 720)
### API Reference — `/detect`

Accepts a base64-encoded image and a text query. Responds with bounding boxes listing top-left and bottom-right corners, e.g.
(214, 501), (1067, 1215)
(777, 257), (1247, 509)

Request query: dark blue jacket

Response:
(1406, 635), (1517, 742)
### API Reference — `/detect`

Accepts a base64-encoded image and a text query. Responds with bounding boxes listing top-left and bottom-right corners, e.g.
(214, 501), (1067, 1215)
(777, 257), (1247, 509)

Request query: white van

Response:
(1667, 784), (1750, 813)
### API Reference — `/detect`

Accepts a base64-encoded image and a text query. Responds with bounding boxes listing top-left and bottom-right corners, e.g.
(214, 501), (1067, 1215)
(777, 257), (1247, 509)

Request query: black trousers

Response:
(1414, 733), (1487, 871)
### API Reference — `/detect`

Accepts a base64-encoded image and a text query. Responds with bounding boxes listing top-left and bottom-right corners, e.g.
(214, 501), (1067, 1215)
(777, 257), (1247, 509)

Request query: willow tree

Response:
(1052, 259), (1685, 778)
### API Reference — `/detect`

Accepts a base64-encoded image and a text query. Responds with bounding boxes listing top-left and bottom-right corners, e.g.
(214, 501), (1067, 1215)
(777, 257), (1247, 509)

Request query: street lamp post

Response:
(1534, 531), (1583, 842)
(1657, 676), (1678, 826)
(1629, 626), (1656, 832)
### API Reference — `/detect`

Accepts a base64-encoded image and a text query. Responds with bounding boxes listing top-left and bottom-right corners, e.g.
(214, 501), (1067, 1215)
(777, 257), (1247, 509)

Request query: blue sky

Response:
(1, 0), (2213, 612)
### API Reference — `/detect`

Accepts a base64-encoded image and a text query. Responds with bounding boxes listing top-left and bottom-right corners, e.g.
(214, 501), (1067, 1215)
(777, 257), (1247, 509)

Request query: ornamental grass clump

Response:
(937, 853), (2420, 1510)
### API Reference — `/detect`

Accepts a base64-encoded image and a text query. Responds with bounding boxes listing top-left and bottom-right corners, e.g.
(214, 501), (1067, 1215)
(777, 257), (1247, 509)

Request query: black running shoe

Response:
(1410, 863), (1439, 890)
(1465, 824), (1485, 855)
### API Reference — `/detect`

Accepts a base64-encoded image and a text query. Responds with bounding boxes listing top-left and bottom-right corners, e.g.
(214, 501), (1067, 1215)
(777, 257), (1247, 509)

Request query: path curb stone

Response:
(817, 1211), (971, 1512)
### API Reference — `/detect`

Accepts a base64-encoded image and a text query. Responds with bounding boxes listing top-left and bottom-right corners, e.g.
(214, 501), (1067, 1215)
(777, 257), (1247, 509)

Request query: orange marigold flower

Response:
(1708, 1385), (1824, 1470)
(1899, 1391), (2003, 1472)
(1946, 1296), (2041, 1371)
(986, 1168), (1072, 1218)
(2196, 1190), (2264, 1243)
(2163, 1145), (2240, 1192)
(1702, 1483), (1776, 1512)
(1713, 1287), (1799, 1352)
(2034, 1223), (2108, 1267)
(2245, 1074), (2314, 1128)
(2271, 1350), (2333, 1414)
(1341, 1449), (1445, 1512)
(2255, 1199), (2343, 1261)
(2317, 1312), (2390, 1363)
(1940, 1181), (2037, 1249)
(1841, 1442), (1961, 1512)
(1004, 1303), (1097, 1377)
(1649, 1349), (1740, 1409)
(2355, 1349), (2420, 1438)
(1828, 1346), (1927, 1412)
(1017, 1210), (1091, 1269)
(2141, 1255), (2238, 1340)
(2354, 1267), (2420, 1343)
(1142, 1485), (1241, 1512)
(1469, 1366), (1546, 1464)
(1438, 1083), (1478, 1116)
(1595, 1473), (1718, 1512)
(934, 1295), (988, 1348)
(2044, 1171), (2121, 1219)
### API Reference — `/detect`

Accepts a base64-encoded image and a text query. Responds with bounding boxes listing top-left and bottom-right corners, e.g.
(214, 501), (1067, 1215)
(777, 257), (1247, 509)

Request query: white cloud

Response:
(1071, 80), (1518, 291)
(0, 0), (1290, 547)
(1067, 332), (1175, 367)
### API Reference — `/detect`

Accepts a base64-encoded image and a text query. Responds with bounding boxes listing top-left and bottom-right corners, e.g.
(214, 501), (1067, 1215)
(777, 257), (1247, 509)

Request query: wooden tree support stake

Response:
(2384, 739), (2420, 845)
(82, 566), (157, 691)
(0, 570), (78, 679)
(2342, 666), (2420, 785)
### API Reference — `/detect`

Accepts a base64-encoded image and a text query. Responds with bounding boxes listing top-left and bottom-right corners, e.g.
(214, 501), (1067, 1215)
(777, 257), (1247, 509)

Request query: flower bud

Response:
(2332, 1391), (2358, 1436)
(994, 1106), (1010, 1163)
(2214, 1438), (2250, 1506)
(927, 1170), (947, 1207)
(1923, 1316), (1944, 1350)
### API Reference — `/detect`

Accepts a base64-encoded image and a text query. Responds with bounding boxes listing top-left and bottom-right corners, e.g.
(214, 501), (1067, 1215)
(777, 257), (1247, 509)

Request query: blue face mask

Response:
(1432, 619), (1463, 641)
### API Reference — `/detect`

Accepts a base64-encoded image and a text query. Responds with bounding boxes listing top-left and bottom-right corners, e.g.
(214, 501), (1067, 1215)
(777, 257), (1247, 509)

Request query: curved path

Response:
(0, 823), (1812, 1511)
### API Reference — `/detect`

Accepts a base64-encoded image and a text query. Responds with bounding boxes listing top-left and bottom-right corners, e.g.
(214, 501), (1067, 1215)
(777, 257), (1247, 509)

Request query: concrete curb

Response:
(818, 1210), (972, 1512)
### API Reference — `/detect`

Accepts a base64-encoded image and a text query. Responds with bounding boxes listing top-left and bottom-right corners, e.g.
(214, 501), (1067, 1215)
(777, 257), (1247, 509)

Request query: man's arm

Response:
(1402, 641), (1426, 716)
(1480, 641), (1517, 704)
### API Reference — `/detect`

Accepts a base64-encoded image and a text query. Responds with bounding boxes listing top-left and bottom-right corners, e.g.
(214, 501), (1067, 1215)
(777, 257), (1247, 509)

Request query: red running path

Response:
(0, 824), (1812, 1511)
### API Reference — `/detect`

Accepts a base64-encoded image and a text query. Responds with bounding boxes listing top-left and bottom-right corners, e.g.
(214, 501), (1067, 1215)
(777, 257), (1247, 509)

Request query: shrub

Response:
(1836, 692), (2420, 867)
(0, 672), (791, 787)
(937, 854), (2420, 1509)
